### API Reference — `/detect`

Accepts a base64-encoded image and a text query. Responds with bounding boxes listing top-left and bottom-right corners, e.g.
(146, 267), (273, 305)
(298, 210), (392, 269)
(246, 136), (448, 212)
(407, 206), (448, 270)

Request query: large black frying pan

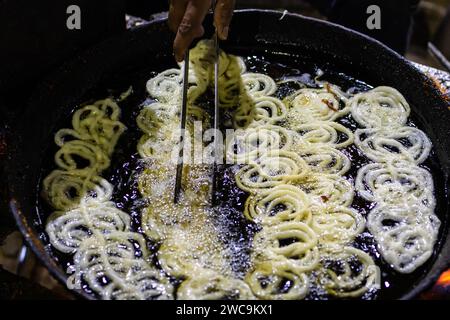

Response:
(4, 9), (450, 300)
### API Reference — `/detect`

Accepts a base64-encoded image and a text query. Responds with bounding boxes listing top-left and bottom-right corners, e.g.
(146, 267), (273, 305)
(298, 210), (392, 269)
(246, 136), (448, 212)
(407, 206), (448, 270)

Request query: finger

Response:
(173, 0), (211, 62)
(214, 0), (235, 40)
(168, 0), (188, 33)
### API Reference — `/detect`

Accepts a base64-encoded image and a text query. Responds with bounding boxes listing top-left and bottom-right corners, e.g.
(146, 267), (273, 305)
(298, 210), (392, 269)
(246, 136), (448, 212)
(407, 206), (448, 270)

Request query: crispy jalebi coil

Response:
(350, 86), (410, 128)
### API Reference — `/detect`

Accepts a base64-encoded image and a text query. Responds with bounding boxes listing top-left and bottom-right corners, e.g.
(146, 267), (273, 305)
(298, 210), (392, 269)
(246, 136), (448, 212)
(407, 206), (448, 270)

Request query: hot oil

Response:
(240, 51), (447, 300)
(37, 50), (446, 300)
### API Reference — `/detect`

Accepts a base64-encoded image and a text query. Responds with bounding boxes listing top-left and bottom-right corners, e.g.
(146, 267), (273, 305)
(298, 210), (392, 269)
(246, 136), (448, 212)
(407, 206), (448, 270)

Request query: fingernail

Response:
(219, 26), (229, 40)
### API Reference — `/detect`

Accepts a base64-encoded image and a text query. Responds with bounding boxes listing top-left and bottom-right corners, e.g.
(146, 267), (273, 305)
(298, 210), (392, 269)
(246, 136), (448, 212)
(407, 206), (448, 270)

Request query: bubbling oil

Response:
(37, 51), (444, 300)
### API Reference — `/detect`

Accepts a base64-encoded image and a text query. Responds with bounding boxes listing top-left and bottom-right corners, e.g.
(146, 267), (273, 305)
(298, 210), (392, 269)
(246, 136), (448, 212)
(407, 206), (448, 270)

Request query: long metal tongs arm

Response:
(174, 50), (190, 204)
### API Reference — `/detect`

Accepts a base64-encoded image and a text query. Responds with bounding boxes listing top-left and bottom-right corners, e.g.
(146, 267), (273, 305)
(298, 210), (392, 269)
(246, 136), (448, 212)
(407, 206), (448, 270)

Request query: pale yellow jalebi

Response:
(44, 39), (439, 300)
(44, 95), (174, 300)
(351, 87), (439, 274)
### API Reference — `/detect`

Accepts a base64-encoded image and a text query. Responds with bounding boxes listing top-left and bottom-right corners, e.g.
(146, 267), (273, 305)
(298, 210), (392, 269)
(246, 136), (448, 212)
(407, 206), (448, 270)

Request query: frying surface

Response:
(36, 49), (447, 299)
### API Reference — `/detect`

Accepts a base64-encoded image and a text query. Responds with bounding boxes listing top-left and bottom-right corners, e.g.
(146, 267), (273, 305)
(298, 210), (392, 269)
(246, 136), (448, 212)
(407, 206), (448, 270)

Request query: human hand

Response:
(168, 0), (236, 62)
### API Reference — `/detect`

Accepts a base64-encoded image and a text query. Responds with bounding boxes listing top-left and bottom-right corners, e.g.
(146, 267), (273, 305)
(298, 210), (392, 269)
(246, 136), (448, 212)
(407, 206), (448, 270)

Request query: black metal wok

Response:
(4, 9), (450, 300)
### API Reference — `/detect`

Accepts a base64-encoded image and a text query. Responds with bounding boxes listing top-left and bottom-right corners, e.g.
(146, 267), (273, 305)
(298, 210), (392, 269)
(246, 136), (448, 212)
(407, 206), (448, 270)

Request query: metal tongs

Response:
(174, 1), (220, 204)
(173, 47), (190, 204)
(211, 4), (220, 206)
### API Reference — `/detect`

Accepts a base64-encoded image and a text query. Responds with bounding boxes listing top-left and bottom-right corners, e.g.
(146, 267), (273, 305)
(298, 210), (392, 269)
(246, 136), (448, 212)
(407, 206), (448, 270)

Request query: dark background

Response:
(0, 0), (432, 97)
(0, 0), (125, 95)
